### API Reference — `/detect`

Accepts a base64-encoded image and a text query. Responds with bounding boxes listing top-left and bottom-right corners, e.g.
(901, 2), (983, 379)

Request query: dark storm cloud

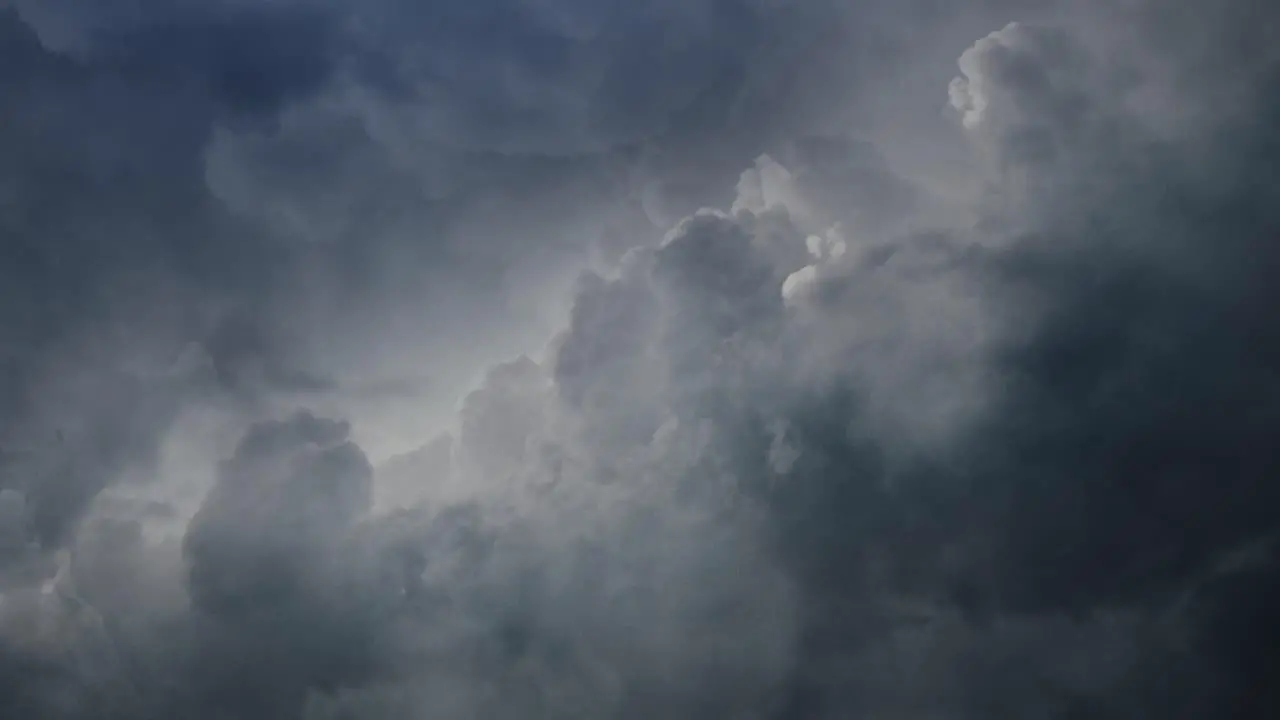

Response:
(964, 20), (1280, 715)
(0, 3), (345, 564)
(3, 0), (1280, 719)
(940, 18), (1280, 613)
(538, 12), (1280, 718)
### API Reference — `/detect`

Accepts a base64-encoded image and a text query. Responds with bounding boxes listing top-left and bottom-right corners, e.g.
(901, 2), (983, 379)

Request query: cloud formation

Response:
(2, 0), (1280, 718)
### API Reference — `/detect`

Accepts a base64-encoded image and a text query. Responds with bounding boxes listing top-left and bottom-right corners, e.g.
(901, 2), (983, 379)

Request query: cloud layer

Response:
(2, 0), (1280, 718)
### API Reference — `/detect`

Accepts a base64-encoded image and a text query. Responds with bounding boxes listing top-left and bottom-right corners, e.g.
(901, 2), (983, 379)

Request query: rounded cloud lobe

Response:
(3, 1), (1280, 719)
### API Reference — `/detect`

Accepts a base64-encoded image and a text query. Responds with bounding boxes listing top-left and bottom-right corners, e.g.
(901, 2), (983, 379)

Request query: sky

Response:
(1, 0), (1279, 718)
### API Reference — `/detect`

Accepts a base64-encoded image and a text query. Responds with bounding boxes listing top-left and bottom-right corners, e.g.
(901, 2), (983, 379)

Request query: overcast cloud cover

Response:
(1, 0), (1279, 717)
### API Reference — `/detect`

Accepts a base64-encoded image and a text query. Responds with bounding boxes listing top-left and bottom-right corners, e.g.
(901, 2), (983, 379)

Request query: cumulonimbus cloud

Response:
(2, 1), (1279, 718)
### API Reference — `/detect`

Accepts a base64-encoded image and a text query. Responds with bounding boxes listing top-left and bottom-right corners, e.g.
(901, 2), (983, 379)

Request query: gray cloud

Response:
(2, 0), (1280, 718)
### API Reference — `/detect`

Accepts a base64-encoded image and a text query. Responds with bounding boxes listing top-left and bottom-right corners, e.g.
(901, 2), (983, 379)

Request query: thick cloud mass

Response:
(2, 0), (1280, 718)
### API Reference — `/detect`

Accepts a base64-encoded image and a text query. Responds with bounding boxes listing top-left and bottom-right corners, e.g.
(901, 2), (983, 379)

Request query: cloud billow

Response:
(1, 1), (1280, 719)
